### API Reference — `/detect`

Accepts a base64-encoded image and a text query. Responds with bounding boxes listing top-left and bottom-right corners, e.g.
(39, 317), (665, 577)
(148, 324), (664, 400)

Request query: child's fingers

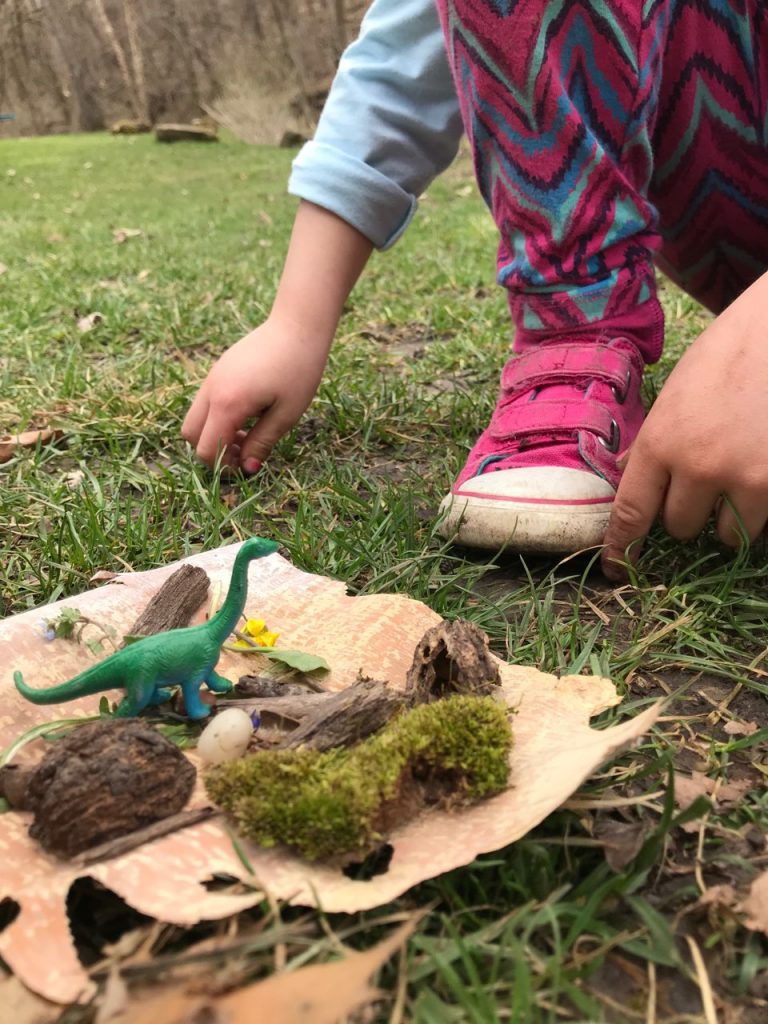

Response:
(238, 405), (296, 473)
(661, 477), (720, 541)
(181, 390), (209, 445)
(195, 406), (240, 468)
(601, 448), (669, 581)
(716, 488), (768, 546)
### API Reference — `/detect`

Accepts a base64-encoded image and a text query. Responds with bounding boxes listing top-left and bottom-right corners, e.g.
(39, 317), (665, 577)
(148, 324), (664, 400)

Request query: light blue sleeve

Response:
(287, 0), (464, 250)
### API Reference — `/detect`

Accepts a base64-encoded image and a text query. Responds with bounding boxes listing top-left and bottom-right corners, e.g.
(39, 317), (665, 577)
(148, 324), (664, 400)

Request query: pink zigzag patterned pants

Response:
(435, 0), (768, 362)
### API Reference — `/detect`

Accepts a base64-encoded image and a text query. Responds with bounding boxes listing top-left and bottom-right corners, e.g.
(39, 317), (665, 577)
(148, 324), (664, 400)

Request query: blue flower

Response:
(38, 619), (55, 642)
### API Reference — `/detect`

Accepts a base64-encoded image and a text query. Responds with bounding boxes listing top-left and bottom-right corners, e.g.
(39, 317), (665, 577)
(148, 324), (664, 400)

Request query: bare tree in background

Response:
(0, 0), (370, 140)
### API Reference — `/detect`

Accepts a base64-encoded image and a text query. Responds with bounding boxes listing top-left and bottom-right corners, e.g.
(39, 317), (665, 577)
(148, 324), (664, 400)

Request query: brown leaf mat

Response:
(0, 543), (660, 1003)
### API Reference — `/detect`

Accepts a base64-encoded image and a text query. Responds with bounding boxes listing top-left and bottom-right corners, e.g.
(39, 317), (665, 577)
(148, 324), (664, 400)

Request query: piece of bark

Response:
(126, 564), (209, 640)
(236, 674), (319, 698)
(0, 763), (37, 810)
(26, 720), (196, 858)
(225, 693), (331, 730)
(405, 619), (501, 701)
(281, 677), (408, 752)
(72, 807), (218, 867)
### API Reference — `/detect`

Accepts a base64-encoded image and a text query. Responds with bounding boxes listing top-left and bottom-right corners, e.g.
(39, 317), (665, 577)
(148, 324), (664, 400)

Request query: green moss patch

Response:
(205, 695), (512, 861)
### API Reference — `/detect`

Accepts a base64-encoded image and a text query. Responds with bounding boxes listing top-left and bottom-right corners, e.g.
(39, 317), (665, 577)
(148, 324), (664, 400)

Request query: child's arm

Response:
(182, 201), (372, 471)
(184, 0), (463, 471)
(602, 269), (768, 577)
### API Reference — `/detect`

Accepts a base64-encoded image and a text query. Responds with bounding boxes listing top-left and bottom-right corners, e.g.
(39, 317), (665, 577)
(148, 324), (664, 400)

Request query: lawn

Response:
(2, 130), (768, 1022)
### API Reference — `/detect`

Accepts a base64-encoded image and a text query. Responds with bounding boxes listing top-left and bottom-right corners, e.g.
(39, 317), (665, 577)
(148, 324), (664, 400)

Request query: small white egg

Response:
(197, 707), (254, 765)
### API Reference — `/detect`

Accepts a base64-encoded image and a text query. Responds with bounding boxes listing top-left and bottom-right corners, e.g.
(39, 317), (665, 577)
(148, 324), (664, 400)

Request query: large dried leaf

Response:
(740, 871), (768, 935)
(0, 544), (659, 1003)
(100, 919), (415, 1024)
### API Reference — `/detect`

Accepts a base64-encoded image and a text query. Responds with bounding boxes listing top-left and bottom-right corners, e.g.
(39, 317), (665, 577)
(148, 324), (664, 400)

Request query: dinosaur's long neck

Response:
(207, 546), (255, 643)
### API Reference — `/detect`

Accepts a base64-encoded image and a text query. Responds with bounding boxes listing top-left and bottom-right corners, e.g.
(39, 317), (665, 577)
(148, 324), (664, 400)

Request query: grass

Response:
(2, 130), (768, 1021)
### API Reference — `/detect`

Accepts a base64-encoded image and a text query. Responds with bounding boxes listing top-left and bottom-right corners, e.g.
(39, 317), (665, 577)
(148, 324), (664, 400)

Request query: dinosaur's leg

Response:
(205, 669), (233, 694)
(113, 677), (156, 717)
(180, 677), (212, 720)
(147, 686), (175, 706)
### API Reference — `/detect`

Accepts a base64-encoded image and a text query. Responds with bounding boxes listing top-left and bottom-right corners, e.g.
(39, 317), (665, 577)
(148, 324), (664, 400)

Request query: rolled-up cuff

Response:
(288, 140), (417, 251)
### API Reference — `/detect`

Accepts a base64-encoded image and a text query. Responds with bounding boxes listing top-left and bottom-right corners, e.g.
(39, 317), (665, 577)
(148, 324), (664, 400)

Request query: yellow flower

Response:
(231, 617), (280, 650)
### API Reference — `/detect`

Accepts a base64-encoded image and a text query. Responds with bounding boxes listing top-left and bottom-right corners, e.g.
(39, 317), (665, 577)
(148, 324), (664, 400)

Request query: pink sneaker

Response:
(438, 337), (645, 553)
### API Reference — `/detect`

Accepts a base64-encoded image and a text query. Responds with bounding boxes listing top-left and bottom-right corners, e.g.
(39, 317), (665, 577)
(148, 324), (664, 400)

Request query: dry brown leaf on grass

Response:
(740, 872), (768, 936)
(0, 262), (8, 274)
(99, 919), (416, 1024)
(77, 311), (104, 333)
(594, 819), (648, 872)
(112, 227), (143, 244)
(723, 720), (758, 737)
(674, 771), (753, 812)
(0, 545), (660, 1004)
(0, 428), (63, 464)
(0, 975), (61, 1024)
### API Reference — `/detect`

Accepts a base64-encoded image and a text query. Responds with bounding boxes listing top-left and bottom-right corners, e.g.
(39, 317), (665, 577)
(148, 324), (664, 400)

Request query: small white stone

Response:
(197, 707), (254, 765)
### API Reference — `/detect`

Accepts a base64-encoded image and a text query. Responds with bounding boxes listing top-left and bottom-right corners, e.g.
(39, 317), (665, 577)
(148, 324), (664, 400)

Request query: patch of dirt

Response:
(358, 320), (444, 361)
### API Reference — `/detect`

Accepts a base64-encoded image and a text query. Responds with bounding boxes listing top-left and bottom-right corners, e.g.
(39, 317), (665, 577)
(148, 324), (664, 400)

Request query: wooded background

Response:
(0, 0), (368, 140)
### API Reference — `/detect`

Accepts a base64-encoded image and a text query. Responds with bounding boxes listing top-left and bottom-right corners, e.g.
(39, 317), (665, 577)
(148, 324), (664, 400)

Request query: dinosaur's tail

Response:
(13, 661), (119, 704)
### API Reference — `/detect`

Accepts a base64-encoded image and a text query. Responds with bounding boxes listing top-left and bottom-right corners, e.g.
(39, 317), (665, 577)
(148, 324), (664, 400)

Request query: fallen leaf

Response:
(740, 871), (768, 935)
(723, 720), (758, 737)
(63, 469), (85, 489)
(101, 919), (415, 1024)
(0, 974), (60, 1024)
(94, 968), (128, 1024)
(77, 312), (104, 333)
(89, 570), (120, 585)
(594, 819), (648, 872)
(0, 545), (660, 1003)
(0, 429), (63, 464)
(698, 884), (738, 910)
(0, 262), (8, 274)
(112, 227), (142, 244)
(136, 269), (150, 282)
(46, 233), (64, 244)
(674, 771), (753, 813)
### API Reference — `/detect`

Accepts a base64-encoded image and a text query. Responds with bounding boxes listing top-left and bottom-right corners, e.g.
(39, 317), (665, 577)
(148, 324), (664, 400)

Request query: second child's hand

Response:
(602, 270), (768, 579)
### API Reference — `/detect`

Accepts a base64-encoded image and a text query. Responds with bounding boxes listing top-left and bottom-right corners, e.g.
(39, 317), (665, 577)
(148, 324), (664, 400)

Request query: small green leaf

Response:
(0, 797), (11, 814)
(121, 634), (143, 646)
(49, 607), (84, 640)
(222, 644), (329, 673)
(260, 648), (329, 672)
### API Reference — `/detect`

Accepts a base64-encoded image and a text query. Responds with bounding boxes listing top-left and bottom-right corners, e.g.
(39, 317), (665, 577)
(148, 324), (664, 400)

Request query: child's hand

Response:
(602, 271), (768, 579)
(181, 315), (330, 472)
(182, 201), (373, 473)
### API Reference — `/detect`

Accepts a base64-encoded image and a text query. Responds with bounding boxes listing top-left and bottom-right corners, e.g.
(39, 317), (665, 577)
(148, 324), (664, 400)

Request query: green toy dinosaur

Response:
(14, 537), (280, 719)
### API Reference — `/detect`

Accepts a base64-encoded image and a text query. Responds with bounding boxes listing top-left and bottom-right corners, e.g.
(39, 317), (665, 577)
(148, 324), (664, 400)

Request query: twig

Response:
(72, 806), (219, 866)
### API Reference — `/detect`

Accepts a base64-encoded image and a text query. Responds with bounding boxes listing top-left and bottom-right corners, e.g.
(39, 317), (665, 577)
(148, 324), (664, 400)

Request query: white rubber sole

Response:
(437, 466), (615, 554)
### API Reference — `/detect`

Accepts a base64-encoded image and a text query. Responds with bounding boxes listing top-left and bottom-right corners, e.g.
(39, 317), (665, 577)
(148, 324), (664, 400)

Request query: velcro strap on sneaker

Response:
(490, 399), (620, 450)
(501, 343), (633, 397)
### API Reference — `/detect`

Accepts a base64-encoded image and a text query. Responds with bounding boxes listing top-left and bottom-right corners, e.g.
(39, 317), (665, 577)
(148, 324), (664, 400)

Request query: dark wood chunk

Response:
(405, 619), (501, 701)
(26, 719), (196, 858)
(280, 677), (408, 752)
(126, 564), (210, 640)
(0, 763), (37, 810)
